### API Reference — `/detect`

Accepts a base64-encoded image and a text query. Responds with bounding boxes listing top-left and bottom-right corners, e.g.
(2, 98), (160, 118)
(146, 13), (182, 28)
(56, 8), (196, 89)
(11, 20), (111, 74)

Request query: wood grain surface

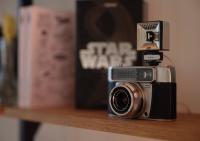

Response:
(2, 107), (200, 141)
(0, 106), (4, 114)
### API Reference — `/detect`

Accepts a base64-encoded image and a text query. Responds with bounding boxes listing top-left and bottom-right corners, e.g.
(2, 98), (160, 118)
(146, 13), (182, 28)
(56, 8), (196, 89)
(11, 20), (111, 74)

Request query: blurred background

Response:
(0, 0), (200, 141)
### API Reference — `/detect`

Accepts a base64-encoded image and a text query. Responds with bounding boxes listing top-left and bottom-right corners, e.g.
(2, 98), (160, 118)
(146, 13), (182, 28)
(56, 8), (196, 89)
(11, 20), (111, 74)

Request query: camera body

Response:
(107, 21), (176, 120)
(108, 66), (176, 120)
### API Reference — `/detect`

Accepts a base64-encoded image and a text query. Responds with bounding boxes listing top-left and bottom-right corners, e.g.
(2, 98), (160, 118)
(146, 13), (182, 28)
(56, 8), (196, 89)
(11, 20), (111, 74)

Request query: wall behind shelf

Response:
(32, 0), (200, 114)
(144, 0), (200, 113)
(0, 0), (17, 20)
(35, 0), (200, 114)
(0, 0), (199, 114)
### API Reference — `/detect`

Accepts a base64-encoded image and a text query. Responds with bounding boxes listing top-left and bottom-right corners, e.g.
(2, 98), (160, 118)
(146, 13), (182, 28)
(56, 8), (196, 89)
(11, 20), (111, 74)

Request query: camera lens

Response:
(114, 91), (129, 109)
(109, 83), (145, 118)
(111, 87), (131, 114)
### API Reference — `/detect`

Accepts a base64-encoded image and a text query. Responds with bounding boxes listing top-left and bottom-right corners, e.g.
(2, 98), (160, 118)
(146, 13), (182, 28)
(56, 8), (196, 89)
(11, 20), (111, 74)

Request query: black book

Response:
(75, 0), (142, 109)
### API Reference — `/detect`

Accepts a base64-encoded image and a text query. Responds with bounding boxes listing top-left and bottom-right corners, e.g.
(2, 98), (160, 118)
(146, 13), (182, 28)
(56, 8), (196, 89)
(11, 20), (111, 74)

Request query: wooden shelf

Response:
(1, 107), (200, 141)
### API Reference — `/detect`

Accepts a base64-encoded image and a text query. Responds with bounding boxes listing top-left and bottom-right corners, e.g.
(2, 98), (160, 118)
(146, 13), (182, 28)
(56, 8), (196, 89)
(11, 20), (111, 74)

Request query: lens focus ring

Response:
(109, 83), (145, 118)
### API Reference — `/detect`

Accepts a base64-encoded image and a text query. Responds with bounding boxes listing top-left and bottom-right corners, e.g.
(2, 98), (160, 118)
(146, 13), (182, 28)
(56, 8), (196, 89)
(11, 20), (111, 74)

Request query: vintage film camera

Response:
(108, 21), (176, 120)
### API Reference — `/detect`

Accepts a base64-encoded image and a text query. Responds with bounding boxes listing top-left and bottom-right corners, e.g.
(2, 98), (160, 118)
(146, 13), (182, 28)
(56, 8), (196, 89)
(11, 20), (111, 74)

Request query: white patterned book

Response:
(18, 6), (74, 108)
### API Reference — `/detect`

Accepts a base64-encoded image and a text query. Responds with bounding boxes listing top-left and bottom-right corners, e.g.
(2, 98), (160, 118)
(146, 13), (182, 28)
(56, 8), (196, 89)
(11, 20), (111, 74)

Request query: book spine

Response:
(18, 7), (32, 108)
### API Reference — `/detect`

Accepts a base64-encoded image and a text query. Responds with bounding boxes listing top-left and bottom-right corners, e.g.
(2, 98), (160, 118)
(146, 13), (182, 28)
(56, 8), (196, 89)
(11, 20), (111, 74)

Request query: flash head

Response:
(137, 21), (169, 51)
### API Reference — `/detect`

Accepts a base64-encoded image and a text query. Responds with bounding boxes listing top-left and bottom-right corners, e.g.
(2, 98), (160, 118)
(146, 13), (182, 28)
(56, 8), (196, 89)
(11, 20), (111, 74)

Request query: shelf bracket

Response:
(19, 120), (41, 141)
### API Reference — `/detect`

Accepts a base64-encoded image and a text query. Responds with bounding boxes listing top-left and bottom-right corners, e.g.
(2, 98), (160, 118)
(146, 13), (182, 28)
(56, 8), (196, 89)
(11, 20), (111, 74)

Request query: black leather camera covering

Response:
(149, 82), (176, 119)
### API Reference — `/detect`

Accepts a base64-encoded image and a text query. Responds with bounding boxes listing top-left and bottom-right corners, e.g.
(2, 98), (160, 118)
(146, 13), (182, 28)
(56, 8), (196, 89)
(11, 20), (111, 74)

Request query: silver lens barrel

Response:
(109, 83), (145, 118)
